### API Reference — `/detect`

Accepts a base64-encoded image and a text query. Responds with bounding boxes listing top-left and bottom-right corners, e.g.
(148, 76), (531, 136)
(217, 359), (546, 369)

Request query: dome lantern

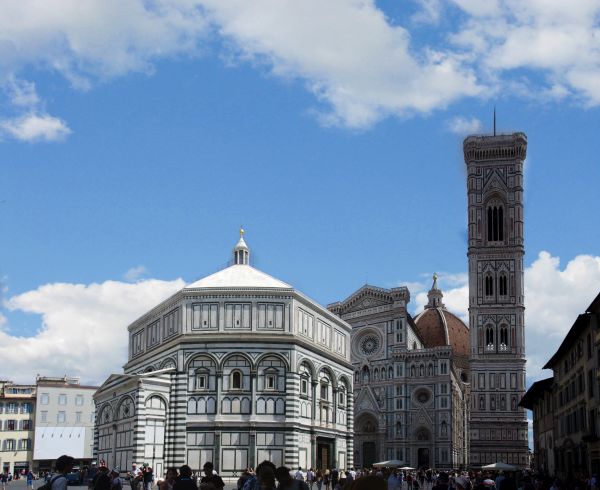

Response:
(426, 272), (445, 309)
(233, 227), (250, 265)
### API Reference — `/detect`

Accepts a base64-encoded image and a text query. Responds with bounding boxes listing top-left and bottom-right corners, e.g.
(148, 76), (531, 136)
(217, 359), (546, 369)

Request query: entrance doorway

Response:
(363, 442), (377, 467)
(418, 448), (430, 468)
(317, 438), (333, 469)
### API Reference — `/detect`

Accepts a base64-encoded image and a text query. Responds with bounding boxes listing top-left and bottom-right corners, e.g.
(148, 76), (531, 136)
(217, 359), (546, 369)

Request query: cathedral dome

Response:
(413, 274), (469, 361)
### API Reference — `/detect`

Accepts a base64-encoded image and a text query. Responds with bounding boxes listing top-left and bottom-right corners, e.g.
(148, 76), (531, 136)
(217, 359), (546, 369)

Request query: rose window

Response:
(360, 335), (380, 355)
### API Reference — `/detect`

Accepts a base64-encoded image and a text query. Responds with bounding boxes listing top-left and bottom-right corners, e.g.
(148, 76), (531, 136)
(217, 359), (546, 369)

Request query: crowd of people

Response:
(25, 455), (600, 490)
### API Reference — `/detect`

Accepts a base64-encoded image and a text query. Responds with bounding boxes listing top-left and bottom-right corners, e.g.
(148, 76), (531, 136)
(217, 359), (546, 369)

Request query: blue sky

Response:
(1, 0), (600, 386)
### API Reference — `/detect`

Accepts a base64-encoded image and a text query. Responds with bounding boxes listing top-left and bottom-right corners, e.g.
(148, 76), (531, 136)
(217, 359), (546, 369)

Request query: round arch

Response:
(297, 358), (317, 379)
(255, 352), (290, 371)
(184, 353), (218, 371)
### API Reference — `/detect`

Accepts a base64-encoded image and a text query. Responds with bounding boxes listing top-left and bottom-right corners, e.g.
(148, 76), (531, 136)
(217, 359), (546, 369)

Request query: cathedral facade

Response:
(94, 235), (354, 476)
(328, 278), (470, 469)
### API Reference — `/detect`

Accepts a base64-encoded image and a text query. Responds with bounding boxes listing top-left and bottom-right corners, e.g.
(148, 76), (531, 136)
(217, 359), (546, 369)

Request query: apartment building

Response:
(0, 381), (36, 476)
(33, 376), (97, 471)
(521, 292), (600, 478)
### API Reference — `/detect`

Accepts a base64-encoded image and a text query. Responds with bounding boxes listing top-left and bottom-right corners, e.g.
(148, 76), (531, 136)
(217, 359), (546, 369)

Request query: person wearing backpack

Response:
(41, 455), (74, 490)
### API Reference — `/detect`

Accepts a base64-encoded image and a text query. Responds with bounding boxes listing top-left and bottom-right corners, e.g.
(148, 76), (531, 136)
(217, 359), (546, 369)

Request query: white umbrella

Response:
(400, 466), (415, 470)
(372, 460), (404, 468)
(481, 463), (517, 471)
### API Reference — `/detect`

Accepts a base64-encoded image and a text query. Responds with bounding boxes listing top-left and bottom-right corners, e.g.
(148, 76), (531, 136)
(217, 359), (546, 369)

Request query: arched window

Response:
(486, 327), (494, 347)
(499, 273), (508, 296)
(231, 370), (242, 390)
(396, 421), (402, 436)
(500, 326), (509, 351)
(419, 365), (424, 377)
(485, 274), (494, 297)
(441, 421), (448, 437)
(320, 381), (329, 401)
(479, 396), (485, 410)
(411, 365), (416, 377)
(487, 203), (504, 242)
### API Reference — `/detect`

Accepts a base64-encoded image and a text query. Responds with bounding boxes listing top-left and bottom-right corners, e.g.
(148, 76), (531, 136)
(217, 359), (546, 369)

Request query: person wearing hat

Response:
(110, 469), (122, 490)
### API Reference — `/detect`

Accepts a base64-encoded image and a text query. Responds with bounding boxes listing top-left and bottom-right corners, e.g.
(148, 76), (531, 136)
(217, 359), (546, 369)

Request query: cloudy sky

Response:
(1, 0), (600, 389)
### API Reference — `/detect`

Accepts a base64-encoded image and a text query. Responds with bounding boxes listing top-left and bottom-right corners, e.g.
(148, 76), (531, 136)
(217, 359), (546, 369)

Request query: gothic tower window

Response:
(486, 326), (494, 348)
(396, 421), (402, 437)
(411, 365), (416, 377)
(487, 202), (504, 242)
(479, 396), (485, 410)
(484, 274), (494, 297)
(441, 421), (448, 437)
(500, 326), (509, 350)
(499, 273), (508, 296)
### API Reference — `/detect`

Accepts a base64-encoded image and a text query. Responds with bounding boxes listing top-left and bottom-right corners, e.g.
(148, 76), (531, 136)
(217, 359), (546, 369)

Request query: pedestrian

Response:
(173, 466), (197, 490)
(110, 469), (122, 490)
(143, 467), (154, 490)
(129, 464), (142, 490)
(306, 469), (315, 490)
(1, 472), (7, 490)
(432, 473), (450, 490)
(93, 466), (111, 490)
(88, 463), (99, 489)
(315, 471), (323, 490)
(159, 469), (178, 490)
(275, 467), (308, 490)
(199, 462), (224, 490)
(323, 470), (331, 490)
(258, 467), (277, 490)
(51, 455), (75, 490)
(27, 470), (34, 489)
(353, 475), (387, 490)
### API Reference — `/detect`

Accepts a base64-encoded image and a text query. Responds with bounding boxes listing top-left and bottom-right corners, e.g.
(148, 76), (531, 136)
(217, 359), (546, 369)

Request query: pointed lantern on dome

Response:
(233, 227), (250, 265)
(426, 272), (445, 309)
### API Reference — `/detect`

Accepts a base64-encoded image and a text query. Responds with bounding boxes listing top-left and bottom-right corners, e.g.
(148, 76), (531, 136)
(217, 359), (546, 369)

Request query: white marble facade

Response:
(328, 283), (470, 470)
(94, 234), (354, 476)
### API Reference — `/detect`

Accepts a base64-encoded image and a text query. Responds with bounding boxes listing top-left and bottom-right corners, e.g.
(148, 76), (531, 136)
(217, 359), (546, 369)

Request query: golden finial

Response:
(432, 272), (438, 289)
(240, 226), (245, 238)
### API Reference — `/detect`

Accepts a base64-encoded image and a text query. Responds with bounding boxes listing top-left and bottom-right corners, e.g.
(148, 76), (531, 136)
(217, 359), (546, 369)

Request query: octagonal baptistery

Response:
(94, 233), (354, 477)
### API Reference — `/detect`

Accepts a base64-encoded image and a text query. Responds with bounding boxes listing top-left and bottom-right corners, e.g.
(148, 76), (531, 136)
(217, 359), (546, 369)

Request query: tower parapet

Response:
(463, 133), (527, 163)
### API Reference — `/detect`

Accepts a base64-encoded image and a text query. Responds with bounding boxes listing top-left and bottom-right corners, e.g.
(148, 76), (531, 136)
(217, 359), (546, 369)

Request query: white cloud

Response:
(411, 0), (443, 25)
(199, 0), (482, 128)
(449, 1), (600, 106)
(0, 113), (71, 142)
(2, 278), (185, 385)
(446, 116), (482, 135)
(5, 77), (40, 107)
(406, 251), (600, 382)
(124, 265), (149, 282)
(1, 0), (600, 134)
